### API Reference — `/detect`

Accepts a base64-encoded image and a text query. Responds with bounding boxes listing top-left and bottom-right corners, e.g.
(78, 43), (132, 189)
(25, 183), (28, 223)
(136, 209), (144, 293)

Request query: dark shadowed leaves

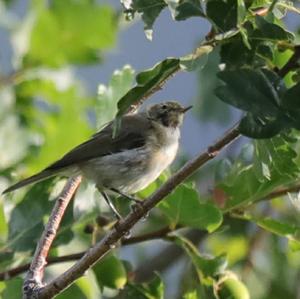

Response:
(252, 16), (294, 42)
(6, 180), (53, 252)
(166, 0), (205, 21)
(206, 0), (237, 31)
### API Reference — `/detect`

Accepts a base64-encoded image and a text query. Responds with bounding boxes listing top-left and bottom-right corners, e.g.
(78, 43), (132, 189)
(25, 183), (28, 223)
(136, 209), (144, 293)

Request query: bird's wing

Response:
(2, 114), (152, 194)
(45, 113), (152, 171)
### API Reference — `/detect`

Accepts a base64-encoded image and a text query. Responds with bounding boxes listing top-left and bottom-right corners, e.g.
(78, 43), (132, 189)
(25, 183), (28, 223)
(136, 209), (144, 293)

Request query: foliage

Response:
(0, 0), (300, 298)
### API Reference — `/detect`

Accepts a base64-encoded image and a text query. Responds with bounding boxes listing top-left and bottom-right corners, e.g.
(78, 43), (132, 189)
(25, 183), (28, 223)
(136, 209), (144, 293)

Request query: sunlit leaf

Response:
(25, 1), (117, 67)
(97, 65), (135, 128)
(93, 253), (127, 290)
(158, 184), (222, 232)
(0, 277), (22, 299)
(171, 234), (227, 283)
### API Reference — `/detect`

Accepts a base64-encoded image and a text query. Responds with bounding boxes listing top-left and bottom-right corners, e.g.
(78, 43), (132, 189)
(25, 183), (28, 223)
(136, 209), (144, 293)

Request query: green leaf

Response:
(172, 235), (227, 282)
(252, 16), (294, 42)
(281, 82), (300, 110)
(125, 273), (164, 299)
(158, 184), (222, 232)
(6, 179), (53, 252)
(253, 135), (298, 182)
(180, 45), (213, 72)
(253, 217), (300, 244)
(121, 0), (167, 40)
(115, 58), (179, 123)
(97, 65), (135, 128)
(219, 135), (299, 210)
(93, 254), (127, 290)
(206, 0), (238, 31)
(166, 0), (205, 21)
(1, 277), (22, 299)
(16, 80), (92, 173)
(57, 277), (96, 299)
(239, 113), (285, 138)
(183, 290), (198, 299)
(196, 49), (231, 124)
(0, 198), (8, 242)
(216, 69), (280, 116)
(25, 1), (117, 67)
(217, 275), (250, 299)
(237, 0), (246, 25)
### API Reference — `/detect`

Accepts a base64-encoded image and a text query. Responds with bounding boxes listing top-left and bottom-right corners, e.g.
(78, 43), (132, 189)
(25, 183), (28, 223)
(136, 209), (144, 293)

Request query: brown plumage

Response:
(2, 101), (191, 196)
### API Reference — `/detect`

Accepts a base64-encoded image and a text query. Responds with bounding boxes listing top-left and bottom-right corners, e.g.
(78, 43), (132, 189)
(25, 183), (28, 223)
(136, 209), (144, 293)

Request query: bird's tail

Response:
(2, 170), (56, 194)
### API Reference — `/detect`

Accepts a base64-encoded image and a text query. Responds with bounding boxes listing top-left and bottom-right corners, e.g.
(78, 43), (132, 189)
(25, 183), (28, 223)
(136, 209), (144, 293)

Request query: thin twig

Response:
(0, 225), (182, 281)
(134, 229), (207, 282)
(34, 124), (240, 299)
(22, 176), (82, 299)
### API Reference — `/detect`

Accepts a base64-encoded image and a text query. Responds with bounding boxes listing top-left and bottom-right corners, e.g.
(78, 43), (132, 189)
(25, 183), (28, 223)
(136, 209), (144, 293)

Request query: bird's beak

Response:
(182, 105), (193, 113)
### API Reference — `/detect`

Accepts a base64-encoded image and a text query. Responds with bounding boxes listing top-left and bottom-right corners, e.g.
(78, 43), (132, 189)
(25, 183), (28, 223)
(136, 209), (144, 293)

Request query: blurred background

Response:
(1, 1), (300, 298)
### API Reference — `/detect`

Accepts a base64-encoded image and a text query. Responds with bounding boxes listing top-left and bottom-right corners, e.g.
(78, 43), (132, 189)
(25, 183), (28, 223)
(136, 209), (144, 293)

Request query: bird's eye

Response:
(161, 104), (167, 110)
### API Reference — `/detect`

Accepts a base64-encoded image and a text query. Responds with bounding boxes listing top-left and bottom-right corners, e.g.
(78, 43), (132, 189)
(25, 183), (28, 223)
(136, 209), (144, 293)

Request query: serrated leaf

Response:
(158, 185), (222, 232)
(115, 58), (180, 122)
(166, 0), (205, 21)
(253, 135), (298, 182)
(121, 0), (167, 40)
(219, 135), (299, 210)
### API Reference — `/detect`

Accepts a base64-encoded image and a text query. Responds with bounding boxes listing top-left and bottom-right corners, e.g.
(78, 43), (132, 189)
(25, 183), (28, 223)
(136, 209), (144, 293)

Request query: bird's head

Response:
(147, 101), (192, 128)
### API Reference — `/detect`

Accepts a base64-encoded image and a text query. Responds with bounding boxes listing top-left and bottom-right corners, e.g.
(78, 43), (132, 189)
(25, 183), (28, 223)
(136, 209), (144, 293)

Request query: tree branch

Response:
(22, 176), (82, 299)
(0, 225), (183, 281)
(134, 229), (206, 282)
(32, 124), (240, 298)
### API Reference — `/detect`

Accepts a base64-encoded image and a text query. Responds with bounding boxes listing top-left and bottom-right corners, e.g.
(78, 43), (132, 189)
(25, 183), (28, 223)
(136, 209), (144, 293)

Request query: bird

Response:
(2, 101), (192, 219)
